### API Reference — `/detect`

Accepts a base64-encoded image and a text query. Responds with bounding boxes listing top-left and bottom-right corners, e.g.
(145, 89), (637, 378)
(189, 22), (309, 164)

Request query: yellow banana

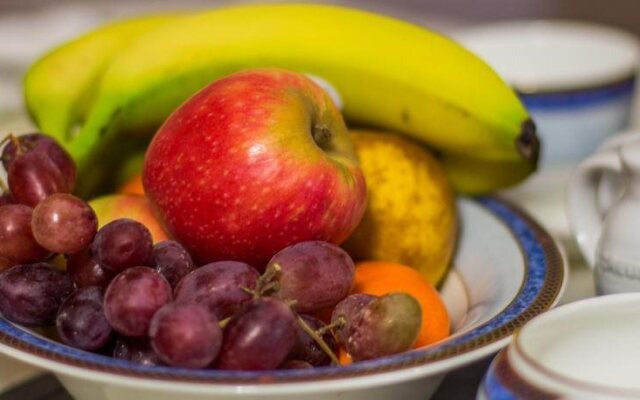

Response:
(441, 154), (537, 195)
(23, 13), (178, 143)
(26, 4), (539, 195)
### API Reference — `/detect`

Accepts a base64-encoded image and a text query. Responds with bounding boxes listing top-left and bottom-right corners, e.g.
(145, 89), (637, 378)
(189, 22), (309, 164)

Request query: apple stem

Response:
(312, 124), (332, 147)
(295, 314), (340, 365)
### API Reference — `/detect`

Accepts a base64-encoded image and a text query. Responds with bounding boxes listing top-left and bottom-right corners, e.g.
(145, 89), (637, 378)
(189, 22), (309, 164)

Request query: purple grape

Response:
(0, 204), (49, 263)
(151, 240), (195, 288)
(56, 286), (112, 351)
(104, 266), (172, 337)
(66, 248), (114, 289)
(0, 256), (14, 272)
(31, 193), (97, 254)
(217, 298), (296, 371)
(113, 337), (163, 366)
(2, 133), (75, 190)
(2, 134), (46, 169)
(346, 293), (422, 361)
(266, 241), (355, 313)
(175, 261), (259, 319)
(92, 219), (153, 273)
(0, 263), (73, 326)
(287, 315), (338, 367)
(331, 293), (377, 343)
(149, 303), (222, 368)
(280, 360), (313, 369)
(8, 150), (69, 207)
(0, 193), (13, 207)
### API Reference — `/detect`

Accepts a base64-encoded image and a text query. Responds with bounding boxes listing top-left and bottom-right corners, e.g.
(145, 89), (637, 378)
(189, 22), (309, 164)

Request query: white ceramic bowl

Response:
(479, 293), (640, 399)
(455, 20), (639, 165)
(0, 197), (566, 400)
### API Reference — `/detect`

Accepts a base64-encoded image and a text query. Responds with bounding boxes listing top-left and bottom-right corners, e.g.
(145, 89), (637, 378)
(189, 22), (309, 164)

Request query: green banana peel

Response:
(23, 13), (179, 144)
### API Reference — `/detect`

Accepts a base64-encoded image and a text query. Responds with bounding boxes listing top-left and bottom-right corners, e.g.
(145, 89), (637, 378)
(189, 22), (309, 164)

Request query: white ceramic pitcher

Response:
(567, 131), (640, 295)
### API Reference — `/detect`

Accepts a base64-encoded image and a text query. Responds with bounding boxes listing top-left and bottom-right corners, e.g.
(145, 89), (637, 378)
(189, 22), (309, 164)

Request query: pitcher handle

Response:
(567, 150), (623, 268)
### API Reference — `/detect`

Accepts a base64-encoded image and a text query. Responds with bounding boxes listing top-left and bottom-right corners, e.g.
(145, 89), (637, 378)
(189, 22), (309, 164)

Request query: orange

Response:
(118, 172), (145, 196)
(351, 261), (450, 348)
(338, 347), (352, 366)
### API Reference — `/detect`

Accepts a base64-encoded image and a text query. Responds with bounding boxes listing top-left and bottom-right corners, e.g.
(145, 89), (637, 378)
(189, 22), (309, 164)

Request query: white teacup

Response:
(479, 293), (640, 399)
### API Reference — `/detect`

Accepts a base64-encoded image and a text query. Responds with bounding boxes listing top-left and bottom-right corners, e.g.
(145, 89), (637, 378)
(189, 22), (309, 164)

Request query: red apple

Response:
(143, 69), (366, 268)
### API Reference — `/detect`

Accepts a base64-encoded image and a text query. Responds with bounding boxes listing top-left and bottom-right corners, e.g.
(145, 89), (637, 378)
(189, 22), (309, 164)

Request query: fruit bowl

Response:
(0, 197), (566, 400)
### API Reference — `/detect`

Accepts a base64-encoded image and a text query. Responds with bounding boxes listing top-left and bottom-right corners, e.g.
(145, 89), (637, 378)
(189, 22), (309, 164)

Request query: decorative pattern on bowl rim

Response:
(0, 196), (566, 384)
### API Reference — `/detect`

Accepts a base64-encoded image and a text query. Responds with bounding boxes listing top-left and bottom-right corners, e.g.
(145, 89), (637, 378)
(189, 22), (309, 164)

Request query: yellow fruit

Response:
(23, 4), (537, 196)
(24, 13), (178, 142)
(343, 130), (457, 285)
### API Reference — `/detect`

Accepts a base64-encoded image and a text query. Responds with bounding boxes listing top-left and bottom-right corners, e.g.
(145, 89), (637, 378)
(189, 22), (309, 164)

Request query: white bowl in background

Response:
(0, 197), (566, 400)
(455, 20), (639, 165)
(479, 293), (640, 399)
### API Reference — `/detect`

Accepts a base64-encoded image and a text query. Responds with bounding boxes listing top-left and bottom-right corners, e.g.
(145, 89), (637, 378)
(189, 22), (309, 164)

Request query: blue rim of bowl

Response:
(518, 76), (636, 111)
(0, 196), (565, 384)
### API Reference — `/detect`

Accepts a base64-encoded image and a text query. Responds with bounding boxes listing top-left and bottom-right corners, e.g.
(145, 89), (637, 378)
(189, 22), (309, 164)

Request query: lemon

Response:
(343, 130), (457, 285)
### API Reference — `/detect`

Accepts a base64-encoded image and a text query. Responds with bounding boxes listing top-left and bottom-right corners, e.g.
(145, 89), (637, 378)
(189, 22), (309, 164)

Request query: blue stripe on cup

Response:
(519, 77), (636, 110)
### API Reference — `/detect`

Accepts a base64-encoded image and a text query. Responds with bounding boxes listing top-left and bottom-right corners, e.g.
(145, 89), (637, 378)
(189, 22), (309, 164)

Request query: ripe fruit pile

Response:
(26, 4), (538, 198)
(0, 133), (423, 370)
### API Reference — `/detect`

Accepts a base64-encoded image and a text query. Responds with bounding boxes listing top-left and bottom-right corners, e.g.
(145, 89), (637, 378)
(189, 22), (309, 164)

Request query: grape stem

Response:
(7, 134), (23, 156)
(239, 285), (258, 298)
(258, 281), (280, 296)
(254, 263), (282, 297)
(295, 314), (340, 365)
(316, 316), (345, 337)
(0, 133), (14, 147)
(218, 317), (231, 329)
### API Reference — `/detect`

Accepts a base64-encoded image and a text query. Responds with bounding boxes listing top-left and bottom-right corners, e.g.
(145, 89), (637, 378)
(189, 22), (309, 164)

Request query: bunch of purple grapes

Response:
(0, 133), (422, 370)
